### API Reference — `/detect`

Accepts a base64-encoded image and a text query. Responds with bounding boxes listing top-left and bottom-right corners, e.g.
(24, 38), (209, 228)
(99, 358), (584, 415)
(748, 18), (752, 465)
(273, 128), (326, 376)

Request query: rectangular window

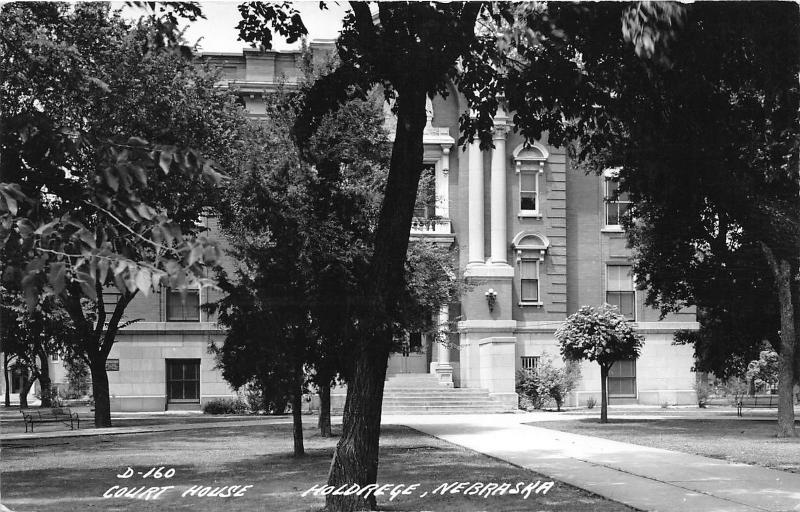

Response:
(606, 265), (635, 320)
(608, 360), (636, 397)
(166, 359), (200, 402)
(519, 172), (539, 214)
(605, 177), (631, 226)
(166, 289), (200, 322)
(521, 356), (539, 372)
(520, 260), (540, 303)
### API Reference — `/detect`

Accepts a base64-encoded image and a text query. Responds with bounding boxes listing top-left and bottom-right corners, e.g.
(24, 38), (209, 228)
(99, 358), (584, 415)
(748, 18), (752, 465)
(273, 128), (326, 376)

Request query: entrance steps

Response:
(382, 373), (506, 414)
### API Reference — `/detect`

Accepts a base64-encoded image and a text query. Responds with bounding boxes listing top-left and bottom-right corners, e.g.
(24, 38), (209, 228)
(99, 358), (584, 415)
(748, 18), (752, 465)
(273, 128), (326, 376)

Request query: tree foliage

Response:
(746, 349), (781, 392)
(558, 305), (643, 367)
(0, 287), (78, 407)
(213, 78), (460, 446)
(235, 1), (771, 507)
(1, 2), (248, 425)
(0, 3), (231, 304)
(505, 2), (799, 435)
(557, 304), (643, 422)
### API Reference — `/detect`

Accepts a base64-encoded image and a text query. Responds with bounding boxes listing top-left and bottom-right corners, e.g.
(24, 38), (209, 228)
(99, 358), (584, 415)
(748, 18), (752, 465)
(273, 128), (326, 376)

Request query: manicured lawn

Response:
(2, 422), (634, 511)
(531, 411), (800, 473)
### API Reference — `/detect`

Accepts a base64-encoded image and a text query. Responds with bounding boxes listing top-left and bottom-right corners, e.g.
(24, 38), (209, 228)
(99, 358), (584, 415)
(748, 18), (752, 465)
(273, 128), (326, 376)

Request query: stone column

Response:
(467, 138), (484, 265)
(490, 123), (510, 264)
(435, 147), (450, 218)
(434, 306), (453, 387)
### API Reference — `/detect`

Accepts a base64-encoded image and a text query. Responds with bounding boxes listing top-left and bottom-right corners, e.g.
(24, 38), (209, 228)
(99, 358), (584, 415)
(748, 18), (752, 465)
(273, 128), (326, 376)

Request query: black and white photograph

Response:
(1, 1), (799, 511)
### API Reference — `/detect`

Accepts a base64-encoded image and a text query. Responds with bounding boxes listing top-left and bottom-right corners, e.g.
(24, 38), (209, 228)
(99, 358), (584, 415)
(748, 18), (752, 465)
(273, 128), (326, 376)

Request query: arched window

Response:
(511, 232), (550, 306)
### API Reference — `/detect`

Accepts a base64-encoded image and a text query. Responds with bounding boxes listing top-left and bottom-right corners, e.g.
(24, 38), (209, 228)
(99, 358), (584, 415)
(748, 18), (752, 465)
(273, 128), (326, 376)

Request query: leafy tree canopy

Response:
(0, 2), (238, 307)
(557, 304), (644, 367)
(1, 1), (250, 426)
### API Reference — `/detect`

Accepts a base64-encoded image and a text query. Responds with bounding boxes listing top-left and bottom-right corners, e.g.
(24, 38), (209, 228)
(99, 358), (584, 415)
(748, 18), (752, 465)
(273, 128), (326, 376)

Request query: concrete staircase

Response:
(382, 373), (507, 414)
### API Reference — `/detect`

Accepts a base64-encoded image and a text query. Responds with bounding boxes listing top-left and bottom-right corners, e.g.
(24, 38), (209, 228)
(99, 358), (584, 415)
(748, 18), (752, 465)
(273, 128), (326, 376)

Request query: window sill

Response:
(601, 225), (625, 233)
(517, 211), (542, 219)
(518, 301), (544, 307)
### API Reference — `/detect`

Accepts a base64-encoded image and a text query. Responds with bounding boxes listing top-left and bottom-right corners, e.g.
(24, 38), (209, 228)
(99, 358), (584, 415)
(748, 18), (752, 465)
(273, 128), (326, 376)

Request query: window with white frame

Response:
(512, 232), (549, 306)
(520, 259), (540, 303)
(608, 359), (637, 397)
(513, 143), (548, 217)
(604, 169), (632, 227)
(519, 171), (539, 214)
(606, 265), (635, 320)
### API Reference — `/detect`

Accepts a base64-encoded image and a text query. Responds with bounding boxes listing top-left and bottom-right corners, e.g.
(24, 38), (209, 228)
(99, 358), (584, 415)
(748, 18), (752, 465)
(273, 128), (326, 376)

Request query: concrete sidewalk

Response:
(384, 413), (800, 512)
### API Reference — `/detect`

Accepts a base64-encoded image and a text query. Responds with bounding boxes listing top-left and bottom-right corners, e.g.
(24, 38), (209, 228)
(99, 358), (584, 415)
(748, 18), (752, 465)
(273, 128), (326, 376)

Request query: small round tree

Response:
(746, 349), (780, 394)
(556, 305), (644, 423)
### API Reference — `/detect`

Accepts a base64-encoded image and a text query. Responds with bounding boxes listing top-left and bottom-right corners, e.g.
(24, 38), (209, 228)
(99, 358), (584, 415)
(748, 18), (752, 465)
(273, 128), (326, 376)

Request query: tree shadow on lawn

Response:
(1, 424), (634, 512)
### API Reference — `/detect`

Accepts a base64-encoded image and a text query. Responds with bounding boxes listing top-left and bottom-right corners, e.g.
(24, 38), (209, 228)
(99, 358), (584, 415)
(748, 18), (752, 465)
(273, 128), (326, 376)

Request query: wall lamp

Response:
(485, 289), (497, 312)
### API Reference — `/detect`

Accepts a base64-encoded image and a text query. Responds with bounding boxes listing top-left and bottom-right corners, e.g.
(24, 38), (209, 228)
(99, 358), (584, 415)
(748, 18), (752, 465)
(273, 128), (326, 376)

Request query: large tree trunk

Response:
(761, 245), (797, 437)
(600, 364), (609, 424)
(90, 358), (112, 427)
(61, 285), (135, 428)
(38, 349), (52, 408)
(325, 84), (428, 511)
(19, 372), (34, 410)
(4, 353), (10, 407)
(318, 381), (332, 437)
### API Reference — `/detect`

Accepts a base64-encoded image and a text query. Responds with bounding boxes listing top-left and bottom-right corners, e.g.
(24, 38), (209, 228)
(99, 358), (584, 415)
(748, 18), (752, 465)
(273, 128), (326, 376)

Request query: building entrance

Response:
(387, 333), (429, 375)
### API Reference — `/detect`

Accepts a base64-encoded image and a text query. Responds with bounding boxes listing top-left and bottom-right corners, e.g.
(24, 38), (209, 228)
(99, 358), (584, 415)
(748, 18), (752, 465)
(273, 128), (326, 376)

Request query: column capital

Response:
(491, 123), (512, 141)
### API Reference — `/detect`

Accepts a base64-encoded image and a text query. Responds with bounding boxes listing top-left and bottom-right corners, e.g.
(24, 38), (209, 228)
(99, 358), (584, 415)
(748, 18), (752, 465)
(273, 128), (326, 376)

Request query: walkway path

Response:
(383, 413), (800, 512)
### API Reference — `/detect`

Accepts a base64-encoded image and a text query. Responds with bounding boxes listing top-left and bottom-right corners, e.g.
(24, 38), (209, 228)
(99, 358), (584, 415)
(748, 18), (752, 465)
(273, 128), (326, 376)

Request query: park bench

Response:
(21, 407), (80, 433)
(736, 394), (778, 417)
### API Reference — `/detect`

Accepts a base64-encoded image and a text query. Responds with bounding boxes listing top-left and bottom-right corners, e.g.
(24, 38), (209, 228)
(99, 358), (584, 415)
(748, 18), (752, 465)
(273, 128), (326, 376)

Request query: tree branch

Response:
(93, 278), (106, 344)
(350, 2), (376, 48)
(101, 289), (138, 358)
(82, 200), (179, 257)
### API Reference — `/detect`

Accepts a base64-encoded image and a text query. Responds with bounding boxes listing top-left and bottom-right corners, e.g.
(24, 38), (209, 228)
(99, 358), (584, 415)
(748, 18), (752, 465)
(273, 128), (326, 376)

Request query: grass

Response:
(530, 410), (800, 473)
(1, 422), (635, 511)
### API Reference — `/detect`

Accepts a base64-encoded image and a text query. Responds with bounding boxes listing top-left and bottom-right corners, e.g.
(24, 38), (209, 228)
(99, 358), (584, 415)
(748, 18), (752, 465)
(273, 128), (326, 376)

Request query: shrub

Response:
(242, 379), (289, 414)
(515, 356), (581, 411)
(37, 385), (64, 407)
(243, 383), (265, 414)
(586, 397), (597, 409)
(516, 369), (546, 410)
(746, 349), (780, 394)
(203, 398), (248, 415)
(65, 358), (90, 398)
(694, 381), (712, 408)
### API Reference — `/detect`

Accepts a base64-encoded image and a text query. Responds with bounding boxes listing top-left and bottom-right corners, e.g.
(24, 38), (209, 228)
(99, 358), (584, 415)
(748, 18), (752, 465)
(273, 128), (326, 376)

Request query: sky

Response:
(120, 1), (348, 53)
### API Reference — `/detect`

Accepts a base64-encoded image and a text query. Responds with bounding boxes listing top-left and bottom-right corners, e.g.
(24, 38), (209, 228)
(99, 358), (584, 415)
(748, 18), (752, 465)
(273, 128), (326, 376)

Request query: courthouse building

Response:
(14, 42), (698, 411)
